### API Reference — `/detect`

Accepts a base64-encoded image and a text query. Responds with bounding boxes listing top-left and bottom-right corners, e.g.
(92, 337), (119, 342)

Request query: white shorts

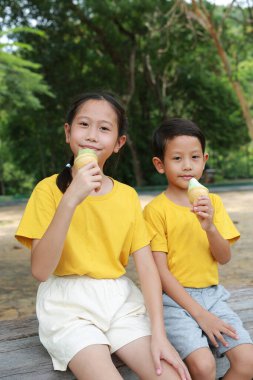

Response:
(36, 275), (151, 371)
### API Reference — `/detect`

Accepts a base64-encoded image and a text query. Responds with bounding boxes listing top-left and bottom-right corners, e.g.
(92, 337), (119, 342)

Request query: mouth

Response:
(180, 176), (194, 181)
(79, 145), (99, 151)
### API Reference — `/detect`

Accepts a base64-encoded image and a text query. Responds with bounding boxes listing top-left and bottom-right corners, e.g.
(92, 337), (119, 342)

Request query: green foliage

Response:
(208, 143), (253, 180)
(0, 27), (51, 114)
(0, 26), (53, 194)
(3, 161), (35, 195)
(0, 0), (252, 193)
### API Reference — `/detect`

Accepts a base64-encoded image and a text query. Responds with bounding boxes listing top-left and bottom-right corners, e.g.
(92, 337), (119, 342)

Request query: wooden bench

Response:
(0, 287), (252, 379)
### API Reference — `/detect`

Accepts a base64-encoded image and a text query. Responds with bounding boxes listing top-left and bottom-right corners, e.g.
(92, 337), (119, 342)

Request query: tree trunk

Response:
(188, 0), (253, 139)
(121, 45), (144, 186)
(69, 0), (144, 186)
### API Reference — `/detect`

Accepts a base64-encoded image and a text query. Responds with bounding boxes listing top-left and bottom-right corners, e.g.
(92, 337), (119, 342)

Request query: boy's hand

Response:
(151, 334), (191, 379)
(191, 196), (214, 231)
(195, 309), (239, 348)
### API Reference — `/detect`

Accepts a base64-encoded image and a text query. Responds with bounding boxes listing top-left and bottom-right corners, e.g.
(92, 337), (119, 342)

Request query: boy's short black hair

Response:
(152, 118), (206, 160)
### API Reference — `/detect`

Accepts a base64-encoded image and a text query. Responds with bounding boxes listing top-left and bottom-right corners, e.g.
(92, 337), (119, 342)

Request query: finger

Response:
(175, 367), (187, 380)
(222, 328), (239, 340)
(198, 195), (209, 201)
(218, 324), (239, 341)
(196, 211), (210, 219)
(85, 167), (101, 176)
(223, 323), (237, 335)
(168, 359), (189, 380)
(90, 174), (102, 182)
(83, 160), (98, 169)
(152, 353), (162, 376)
(215, 332), (229, 347)
(94, 181), (102, 192)
(207, 332), (219, 348)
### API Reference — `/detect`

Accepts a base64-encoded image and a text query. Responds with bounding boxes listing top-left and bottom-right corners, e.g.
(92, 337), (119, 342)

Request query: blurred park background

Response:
(1, 0), (253, 322)
(0, 0), (253, 197)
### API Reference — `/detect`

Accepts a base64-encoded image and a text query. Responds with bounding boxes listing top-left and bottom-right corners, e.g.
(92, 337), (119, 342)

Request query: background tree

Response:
(0, 0), (251, 193)
(187, 0), (253, 138)
(0, 27), (52, 194)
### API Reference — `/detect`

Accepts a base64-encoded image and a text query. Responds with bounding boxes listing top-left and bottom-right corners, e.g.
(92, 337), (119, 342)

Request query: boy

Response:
(143, 118), (253, 380)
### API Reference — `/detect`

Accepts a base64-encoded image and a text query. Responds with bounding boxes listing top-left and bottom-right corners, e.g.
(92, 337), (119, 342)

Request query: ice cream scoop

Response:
(188, 178), (209, 204)
(74, 148), (98, 169)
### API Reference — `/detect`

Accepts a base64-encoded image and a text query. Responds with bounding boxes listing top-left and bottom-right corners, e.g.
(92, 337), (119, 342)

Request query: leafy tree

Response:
(0, 27), (52, 194)
(0, 0), (251, 191)
(187, 0), (253, 139)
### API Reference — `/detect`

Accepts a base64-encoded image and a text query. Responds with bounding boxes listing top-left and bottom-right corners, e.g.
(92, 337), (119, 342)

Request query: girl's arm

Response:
(153, 250), (238, 348)
(192, 196), (231, 264)
(133, 246), (191, 380)
(31, 162), (102, 282)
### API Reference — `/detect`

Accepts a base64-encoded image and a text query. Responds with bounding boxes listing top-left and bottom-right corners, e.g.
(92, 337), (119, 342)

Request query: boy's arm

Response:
(153, 250), (239, 347)
(192, 196), (231, 264)
(206, 226), (231, 264)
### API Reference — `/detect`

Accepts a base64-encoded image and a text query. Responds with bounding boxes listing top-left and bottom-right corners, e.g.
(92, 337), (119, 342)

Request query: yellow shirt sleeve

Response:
(129, 191), (151, 254)
(15, 177), (58, 249)
(143, 196), (168, 253)
(212, 194), (240, 244)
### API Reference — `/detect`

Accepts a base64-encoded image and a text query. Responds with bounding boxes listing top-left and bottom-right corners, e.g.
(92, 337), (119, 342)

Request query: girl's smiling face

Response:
(64, 99), (126, 169)
(153, 135), (208, 191)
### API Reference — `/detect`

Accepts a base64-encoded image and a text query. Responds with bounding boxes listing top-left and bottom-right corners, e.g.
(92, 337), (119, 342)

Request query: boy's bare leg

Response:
(68, 344), (123, 380)
(115, 336), (182, 380)
(223, 344), (253, 380)
(184, 347), (216, 380)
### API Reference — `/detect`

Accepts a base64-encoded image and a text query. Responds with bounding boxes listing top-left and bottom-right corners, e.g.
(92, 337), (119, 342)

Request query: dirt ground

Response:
(0, 190), (252, 321)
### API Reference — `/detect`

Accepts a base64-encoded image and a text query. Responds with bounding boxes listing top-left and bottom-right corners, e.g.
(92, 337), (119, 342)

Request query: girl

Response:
(15, 92), (190, 380)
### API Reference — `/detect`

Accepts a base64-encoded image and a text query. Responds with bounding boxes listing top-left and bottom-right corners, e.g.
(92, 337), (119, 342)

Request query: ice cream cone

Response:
(188, 178), (209, 204)
(74, 148), (98, 169)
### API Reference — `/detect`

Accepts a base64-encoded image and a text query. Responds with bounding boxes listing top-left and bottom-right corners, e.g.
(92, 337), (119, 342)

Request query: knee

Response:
(188, 354), (216, 379)
(229, 348), (253, 377)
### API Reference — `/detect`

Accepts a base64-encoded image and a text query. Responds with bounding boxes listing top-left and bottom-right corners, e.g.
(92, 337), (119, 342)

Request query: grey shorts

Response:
(163, 285), (252, 360)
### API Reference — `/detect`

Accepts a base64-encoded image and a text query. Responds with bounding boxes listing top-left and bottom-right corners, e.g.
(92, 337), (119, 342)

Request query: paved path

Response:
(0, 190), (252, 320)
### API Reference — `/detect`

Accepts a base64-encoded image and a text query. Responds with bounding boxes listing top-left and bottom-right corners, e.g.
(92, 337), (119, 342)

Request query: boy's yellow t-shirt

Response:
(143, 192), (240, 288)
(16, 175), (150, 278)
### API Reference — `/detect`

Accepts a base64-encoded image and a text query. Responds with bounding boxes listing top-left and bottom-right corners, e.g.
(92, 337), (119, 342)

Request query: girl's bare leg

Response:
(115, 336), (182, 380)
(68, 344), (123, 380)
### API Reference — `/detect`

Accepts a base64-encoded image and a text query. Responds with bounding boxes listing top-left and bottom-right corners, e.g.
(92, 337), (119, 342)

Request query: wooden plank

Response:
(216, 287), (253, 379)
(0, 316), (137, 380)
(0, 287), (252, 380)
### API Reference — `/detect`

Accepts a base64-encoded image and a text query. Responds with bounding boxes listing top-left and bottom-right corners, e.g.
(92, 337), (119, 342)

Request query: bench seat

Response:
(0, 287), (252, 379)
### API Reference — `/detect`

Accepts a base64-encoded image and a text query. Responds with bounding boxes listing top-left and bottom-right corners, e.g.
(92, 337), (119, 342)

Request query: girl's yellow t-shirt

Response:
(143, 192), (240, 288)
(16, 175), (150, 278)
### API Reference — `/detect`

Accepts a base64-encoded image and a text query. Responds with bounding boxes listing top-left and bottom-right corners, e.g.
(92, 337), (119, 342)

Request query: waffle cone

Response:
(74, 151), (97, 169)
(188, 187), (209, 204)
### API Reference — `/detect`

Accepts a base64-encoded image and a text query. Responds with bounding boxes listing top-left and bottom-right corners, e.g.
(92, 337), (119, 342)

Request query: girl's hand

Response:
(151, 334), (191, 380)
(65, 161), (102, 206)
(191, 196), (214, 231)
(195, 309), (239, 348)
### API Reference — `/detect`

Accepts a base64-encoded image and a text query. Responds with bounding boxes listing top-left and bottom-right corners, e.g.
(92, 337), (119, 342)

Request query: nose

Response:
(86, 125), (98, 142)
(183, 158), (192, 170)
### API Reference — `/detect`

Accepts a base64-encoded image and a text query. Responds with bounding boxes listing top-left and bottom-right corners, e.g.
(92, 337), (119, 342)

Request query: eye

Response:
(173, 156), (181, 161)
(192, 155), (200, 159)
(100, 125), (110, 132)
(80, 122), (89, 128)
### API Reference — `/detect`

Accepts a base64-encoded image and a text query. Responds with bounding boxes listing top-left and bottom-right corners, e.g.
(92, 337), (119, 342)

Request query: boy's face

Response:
(153, 135), (208, 190)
